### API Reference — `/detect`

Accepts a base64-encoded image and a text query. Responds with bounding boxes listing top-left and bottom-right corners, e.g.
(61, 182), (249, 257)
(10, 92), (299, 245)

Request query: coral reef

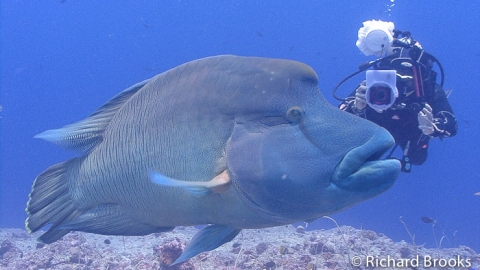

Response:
(0, 225), (478, 269)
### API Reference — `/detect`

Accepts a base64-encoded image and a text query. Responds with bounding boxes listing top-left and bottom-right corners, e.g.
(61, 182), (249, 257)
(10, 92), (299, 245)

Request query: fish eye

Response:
(286, 106), (302, 122)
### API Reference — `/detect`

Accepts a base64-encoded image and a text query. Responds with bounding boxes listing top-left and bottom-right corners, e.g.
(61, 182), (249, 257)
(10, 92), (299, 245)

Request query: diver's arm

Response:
(339, 83), (367, 118)
(430, 84), (458, 138)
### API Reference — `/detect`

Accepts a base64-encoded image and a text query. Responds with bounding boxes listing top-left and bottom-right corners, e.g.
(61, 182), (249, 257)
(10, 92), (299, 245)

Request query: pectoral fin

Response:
(149, 170), (230, 196)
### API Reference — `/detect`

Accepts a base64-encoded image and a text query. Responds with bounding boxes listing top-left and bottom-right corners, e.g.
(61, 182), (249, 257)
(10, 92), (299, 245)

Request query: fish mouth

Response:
(331, 130), (401, 192)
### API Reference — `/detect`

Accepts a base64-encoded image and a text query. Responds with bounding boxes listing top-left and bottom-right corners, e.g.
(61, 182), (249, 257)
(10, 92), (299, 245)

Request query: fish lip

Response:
(331, 130), (399, 189)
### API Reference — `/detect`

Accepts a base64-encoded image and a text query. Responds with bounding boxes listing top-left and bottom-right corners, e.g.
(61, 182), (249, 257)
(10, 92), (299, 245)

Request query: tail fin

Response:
(25, 158), (82, 243)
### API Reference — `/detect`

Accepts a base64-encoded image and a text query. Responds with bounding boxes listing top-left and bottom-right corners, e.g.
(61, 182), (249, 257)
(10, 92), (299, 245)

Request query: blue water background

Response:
(1, 1), (479, 251)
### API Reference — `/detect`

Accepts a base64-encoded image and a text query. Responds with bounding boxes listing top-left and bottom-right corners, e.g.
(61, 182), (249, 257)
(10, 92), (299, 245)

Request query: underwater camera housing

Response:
(365, 70), (398, 112)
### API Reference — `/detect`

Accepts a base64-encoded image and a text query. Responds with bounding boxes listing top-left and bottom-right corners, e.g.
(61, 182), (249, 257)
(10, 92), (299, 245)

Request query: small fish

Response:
(421, 216), (436, 224)
(141, 18), (150, 28)
(256, 31), (263, 38)
(475, 192), (480, 196)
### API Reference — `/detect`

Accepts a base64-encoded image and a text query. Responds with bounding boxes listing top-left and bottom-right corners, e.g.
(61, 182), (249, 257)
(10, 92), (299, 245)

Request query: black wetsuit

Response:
(341, 84), (457, 168)
(339, 46), (457, 171)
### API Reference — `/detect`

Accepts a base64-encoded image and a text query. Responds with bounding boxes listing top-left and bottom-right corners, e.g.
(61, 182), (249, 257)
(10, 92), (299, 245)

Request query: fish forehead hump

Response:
(137, 55), (318, 114)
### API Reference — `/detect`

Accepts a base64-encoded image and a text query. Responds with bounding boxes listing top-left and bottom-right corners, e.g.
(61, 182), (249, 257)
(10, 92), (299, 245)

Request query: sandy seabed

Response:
(1, 225), (478, 270)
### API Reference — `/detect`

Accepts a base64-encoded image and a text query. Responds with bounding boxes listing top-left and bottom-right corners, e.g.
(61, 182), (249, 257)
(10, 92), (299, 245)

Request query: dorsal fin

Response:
(35, 78), (152, 153)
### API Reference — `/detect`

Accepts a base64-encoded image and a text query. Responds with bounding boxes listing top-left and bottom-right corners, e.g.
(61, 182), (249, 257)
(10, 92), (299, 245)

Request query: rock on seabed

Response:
(0, 225), (478, 269)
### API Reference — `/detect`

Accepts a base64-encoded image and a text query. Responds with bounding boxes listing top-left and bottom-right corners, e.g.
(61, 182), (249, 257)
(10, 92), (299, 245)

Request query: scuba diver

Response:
(335, 20), (457, 173)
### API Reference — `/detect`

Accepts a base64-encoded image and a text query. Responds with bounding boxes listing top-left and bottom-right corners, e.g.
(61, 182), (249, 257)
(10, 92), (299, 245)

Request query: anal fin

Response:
(59, 204), (173, 235)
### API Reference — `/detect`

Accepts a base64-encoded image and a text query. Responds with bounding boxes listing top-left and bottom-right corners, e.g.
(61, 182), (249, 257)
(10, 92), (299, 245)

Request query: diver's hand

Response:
(418, 103), (435, 135)
(354, 83), (367, 111)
